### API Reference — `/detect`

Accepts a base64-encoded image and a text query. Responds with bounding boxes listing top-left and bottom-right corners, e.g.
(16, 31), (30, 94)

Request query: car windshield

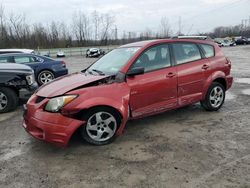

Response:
(87, 47), (140, 75)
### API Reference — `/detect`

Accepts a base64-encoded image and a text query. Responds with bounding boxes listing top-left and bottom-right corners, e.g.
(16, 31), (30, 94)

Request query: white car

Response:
(57, 51), (65, 58)
(0, 49), (34, 54)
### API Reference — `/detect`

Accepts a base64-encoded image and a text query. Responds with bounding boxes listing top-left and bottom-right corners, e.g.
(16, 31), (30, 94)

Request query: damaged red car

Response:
(23, 39), (233, 146)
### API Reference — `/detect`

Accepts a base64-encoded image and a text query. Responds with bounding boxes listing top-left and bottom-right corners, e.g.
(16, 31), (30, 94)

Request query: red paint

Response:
(23, 39), (233, 147)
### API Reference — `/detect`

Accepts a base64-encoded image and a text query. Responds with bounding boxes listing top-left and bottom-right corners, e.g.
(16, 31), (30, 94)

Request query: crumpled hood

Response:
(36, 73), (108, 97)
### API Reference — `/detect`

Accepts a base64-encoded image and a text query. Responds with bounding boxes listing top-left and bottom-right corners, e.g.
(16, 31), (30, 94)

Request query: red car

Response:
(23, 39), (233, 147)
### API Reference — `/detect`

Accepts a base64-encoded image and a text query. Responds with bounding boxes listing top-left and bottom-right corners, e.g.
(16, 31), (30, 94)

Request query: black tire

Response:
(37, 70), (54, 85)
(80, 107), (121, 145)
(200, 82), (225, 111)
(0, 87), (18, 113)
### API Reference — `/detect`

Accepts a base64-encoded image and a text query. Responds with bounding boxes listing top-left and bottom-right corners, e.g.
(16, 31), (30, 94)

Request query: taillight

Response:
(61, 61), (66, 67)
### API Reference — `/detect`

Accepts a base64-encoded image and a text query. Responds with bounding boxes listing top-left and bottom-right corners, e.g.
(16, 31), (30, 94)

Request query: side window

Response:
(200, 44), (215, 58)
(14, 56), (35, 64)
(131, 44), (171, 72)
(34, 56), (43, 62)
(173, 43), (202, 65)
(0, 57), (9, 63)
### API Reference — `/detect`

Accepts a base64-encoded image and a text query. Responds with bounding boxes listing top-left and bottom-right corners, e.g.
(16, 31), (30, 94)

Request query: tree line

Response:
(0, 3), (249, 49)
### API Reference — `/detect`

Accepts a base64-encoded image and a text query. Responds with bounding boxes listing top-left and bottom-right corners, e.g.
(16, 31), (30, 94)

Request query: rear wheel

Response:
(201, 82), (225, 111)
(0, 87), (18, 113)
(38, 70), (54, 85)
(80, 107), (121, 145)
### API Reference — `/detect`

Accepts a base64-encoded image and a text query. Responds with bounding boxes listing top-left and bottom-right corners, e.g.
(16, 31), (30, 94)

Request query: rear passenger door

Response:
(172, 42), (211, 106)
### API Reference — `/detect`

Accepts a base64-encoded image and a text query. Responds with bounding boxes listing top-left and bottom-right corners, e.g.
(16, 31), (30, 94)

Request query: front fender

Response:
(202, 71), (226, 99)
(64, 82), (131, 135)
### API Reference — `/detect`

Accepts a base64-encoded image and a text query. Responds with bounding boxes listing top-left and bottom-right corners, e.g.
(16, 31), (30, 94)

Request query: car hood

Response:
(0, 63), (33, 74)
(36, 73), (108, 97)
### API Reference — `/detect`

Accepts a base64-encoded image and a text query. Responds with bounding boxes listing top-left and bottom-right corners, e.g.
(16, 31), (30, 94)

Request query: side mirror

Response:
(127, 67), (144, 77)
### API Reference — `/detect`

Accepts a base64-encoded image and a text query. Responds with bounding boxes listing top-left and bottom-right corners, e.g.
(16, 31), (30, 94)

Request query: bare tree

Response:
(72, 11), (90, 46)
(92, 11), (100, 41)
(99, 13), (115, 44)
(8, 13), (29, 47)
(159, 16), (172, 38)
(0, 4), (6, 48)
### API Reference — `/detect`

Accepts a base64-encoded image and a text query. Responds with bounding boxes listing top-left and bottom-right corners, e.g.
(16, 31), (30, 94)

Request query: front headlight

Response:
(26, 74), (35, 85)
(45, 95), (77, 112)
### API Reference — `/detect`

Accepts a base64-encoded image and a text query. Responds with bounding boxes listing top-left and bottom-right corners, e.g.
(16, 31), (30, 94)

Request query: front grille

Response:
(35, 96), (46, 104)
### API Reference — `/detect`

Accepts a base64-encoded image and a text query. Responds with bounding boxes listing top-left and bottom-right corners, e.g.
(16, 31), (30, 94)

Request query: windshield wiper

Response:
(91, 69), (105, 75)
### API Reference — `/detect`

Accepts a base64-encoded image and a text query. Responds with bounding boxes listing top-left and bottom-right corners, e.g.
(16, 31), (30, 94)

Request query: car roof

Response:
(0, 49), (34, 53)
(120, 39), (215, 48)
(0, 53), (36, 57)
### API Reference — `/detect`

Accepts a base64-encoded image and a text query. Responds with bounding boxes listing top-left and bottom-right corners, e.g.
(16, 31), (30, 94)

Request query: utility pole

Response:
(178, 16), (182, 35)
(114, 26), (118, 40)
(244, 19), (248, 29)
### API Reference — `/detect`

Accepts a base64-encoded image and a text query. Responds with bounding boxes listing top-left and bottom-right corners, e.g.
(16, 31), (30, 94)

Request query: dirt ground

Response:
(0, 45), (250, 188)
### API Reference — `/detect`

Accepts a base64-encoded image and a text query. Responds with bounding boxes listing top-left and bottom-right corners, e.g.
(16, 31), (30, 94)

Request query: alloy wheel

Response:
(39, 71), (54, 84)
(209, 86), (224, 108)
(0, 92), (8, 110)
(86, 112), (117, 142)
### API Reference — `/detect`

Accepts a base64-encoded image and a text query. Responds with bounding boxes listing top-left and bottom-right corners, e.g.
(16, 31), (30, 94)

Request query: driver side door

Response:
(126, 44), (178, 118)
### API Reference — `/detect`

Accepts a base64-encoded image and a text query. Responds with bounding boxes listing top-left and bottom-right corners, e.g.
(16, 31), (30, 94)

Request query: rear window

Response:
(200, 44), (215, 58)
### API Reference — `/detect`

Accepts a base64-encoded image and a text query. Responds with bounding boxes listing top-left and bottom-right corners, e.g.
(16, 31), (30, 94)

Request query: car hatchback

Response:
(23, 39), (233, 147)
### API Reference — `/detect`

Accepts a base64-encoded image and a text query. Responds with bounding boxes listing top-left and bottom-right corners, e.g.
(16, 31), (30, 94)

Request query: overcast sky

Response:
(1, 0), (250, 35)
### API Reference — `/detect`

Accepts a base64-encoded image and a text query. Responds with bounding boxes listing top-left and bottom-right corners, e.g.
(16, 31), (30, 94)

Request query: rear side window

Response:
(0, 57), (9, 63)
(200, 44), (215, 58)
(172, 43), (201, 65)
(14, 56), (37, 64)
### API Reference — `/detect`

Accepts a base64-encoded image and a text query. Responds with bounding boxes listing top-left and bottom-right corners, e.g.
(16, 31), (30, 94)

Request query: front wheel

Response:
(0, 87), (18, 113)
(81, 107), (121, 145)
(201, 82), (225, 111)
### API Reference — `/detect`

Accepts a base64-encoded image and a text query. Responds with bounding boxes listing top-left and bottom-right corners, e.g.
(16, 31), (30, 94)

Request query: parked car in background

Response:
(0, 63), (38, 113)
(214, 38), (235, 47)
(234, 37), (249, 45)
(57, 50), (65, 57)
(0, 53), (68, 85)
(0, 49), (34, 54)
(86, 48), (105, 58)
(23, 39), (233, 147)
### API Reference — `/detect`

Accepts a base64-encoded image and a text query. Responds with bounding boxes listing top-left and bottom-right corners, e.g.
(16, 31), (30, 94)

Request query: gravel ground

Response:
(0, 45), (250, 188)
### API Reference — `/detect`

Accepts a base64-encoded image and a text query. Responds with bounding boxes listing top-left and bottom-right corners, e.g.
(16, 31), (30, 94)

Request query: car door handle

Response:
(202, 64), (209, 70)
(166, 72), (176, 78)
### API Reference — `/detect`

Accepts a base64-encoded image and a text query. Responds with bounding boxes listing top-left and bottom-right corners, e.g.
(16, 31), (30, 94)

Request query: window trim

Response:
(198, 43), (215, 58)
(170, 42), (204, 66)
(128, 43), (174, 74)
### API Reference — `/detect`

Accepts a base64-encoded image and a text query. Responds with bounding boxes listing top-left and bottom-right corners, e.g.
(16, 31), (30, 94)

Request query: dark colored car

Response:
(0, 53), (68, 85)
(23, 39), (233, 147)
(0, 63), (38, 113)
(86, 48), (105, 58)
(235, 37), (249, 45)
